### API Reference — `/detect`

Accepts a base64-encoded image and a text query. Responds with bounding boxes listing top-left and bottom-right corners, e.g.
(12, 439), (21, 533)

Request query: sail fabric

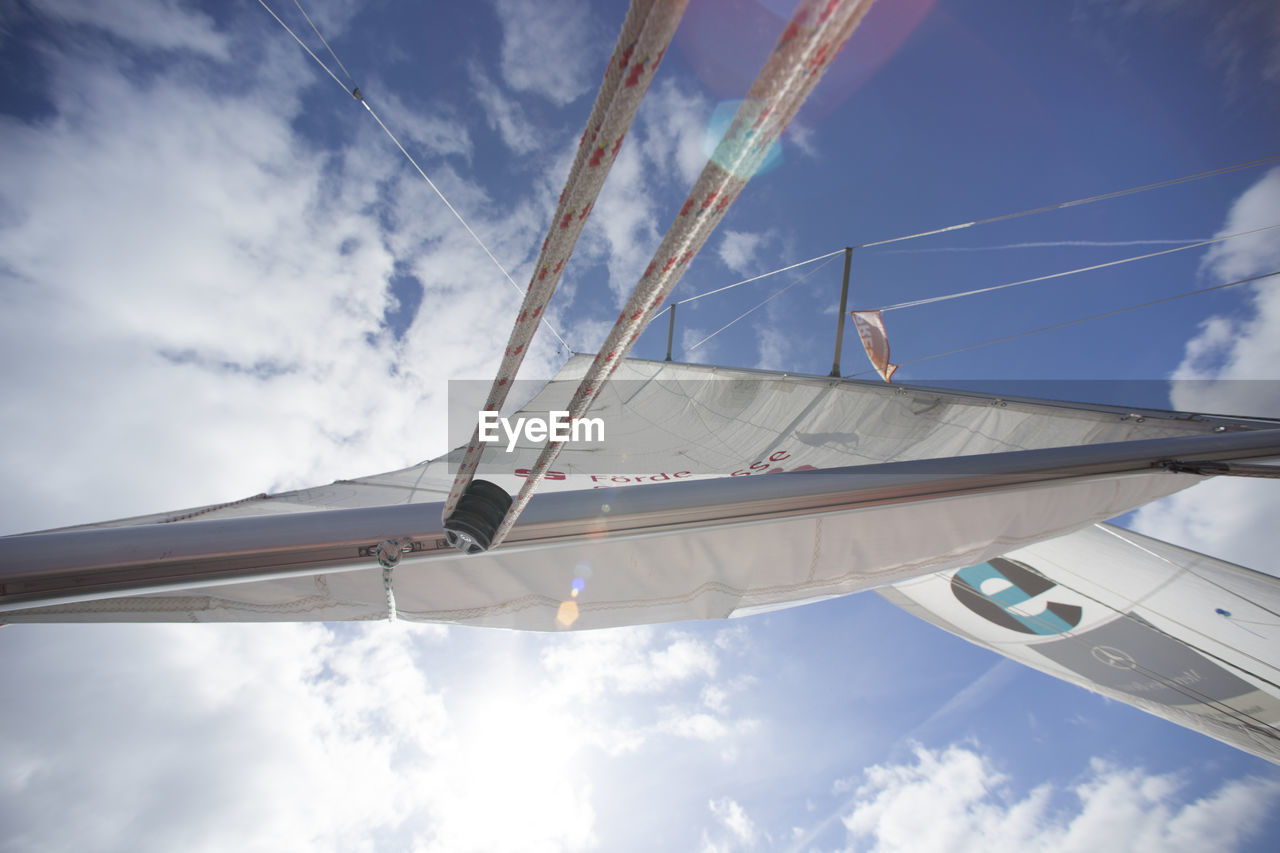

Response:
(2, 471), (1204, 628)
(877, 524), (1280, 765)
(44, 354), (1249, 526)
(3, 356), (1266, 628)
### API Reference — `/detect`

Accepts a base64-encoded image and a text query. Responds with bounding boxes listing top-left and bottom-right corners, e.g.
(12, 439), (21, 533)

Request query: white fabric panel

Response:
(8, 470), (1194, 627)
(879, 524), (1280, 765)
(11, 357), (1257, 627)
(63, 356), (1238, 528)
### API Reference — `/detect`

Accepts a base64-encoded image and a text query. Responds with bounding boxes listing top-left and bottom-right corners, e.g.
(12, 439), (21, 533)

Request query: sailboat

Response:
(2, 0), (1278, 773)
(4, 350), (1279, 763)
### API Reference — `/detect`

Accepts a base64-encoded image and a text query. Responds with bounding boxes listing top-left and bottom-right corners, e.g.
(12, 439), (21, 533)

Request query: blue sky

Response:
(2, 0), (1279, 850)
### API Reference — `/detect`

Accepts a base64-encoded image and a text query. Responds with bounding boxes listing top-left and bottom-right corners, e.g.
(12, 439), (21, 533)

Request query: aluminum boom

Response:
(3, 428), (1278, 612)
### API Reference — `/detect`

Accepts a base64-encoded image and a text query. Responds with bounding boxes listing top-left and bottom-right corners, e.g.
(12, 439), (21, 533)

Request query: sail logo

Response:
(950, 558), (1083, 636)
(478, 411), (605, 452)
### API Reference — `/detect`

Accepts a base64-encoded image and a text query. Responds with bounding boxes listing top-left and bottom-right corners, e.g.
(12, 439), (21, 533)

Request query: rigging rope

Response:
(487, 0), (881, 550)
(257, 0), (570, 350)
(845, 270), (1280, 377)
(854, 153), (1280, 250)
(443, 0), (692, 520)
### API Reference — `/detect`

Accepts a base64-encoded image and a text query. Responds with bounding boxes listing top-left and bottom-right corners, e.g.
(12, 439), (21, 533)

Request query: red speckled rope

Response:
(489, 0), (880, 548)
(443, 0), (691, 520)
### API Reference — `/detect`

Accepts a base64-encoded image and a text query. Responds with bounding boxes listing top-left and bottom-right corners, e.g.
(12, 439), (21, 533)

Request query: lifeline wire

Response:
(256, 0), (570, 351)
(845, 270), (1280, 377)
(490, 0), (881, 549)
(880, 224), (1280, 311)
(854, 153), (1280, 250)
(686, 254), (840, 351)
(676, 249), (845, 305)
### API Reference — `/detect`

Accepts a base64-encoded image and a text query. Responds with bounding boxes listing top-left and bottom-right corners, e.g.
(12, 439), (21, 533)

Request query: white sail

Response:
(3, 356), (1275, 631)
(878, 524), (1280, 765)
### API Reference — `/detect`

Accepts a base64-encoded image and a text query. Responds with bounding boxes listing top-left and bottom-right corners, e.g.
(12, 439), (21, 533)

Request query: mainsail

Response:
(3, 356), (1275, 624)
(4, 355), (1279, 764)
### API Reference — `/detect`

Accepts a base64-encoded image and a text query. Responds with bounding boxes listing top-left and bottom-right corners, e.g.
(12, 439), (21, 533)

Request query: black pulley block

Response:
(443, 479), (513, 554)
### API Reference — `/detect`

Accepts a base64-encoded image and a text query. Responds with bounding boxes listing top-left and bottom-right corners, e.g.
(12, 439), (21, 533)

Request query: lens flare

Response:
(704, 99), (784, 178)
(676, 0), (937, 121)
(556, 600), (580, 628)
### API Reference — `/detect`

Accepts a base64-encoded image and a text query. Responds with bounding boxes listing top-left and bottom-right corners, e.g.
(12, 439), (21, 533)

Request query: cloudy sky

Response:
(2, 0), (1279, 850)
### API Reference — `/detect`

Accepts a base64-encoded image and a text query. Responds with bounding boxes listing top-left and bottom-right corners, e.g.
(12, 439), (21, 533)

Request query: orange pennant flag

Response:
(851, 310), (898, 383)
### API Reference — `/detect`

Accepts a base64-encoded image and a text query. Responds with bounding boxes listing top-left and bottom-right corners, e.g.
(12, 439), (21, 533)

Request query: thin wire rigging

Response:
(291, 0), (357, 86)
(687, 255), (841, 352)
(880, 224), (1280, 312)
(256, 0), (571, 351)
(854, 153), (1280, 250)
(845, 270), (1280, 377)
(677, 249), (845, 305)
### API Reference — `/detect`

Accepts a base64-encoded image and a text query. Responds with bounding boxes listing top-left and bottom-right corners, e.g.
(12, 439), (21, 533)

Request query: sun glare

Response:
(442, 686), (593, 848)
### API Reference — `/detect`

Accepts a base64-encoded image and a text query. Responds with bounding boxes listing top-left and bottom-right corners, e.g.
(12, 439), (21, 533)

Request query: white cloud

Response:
(1200, 167), (1280, 284)
(718, 230), (770, 276)
(680, 323), (721, 363)
(0, 623), (463, 852)
(832, 743), (1280, 853)
(640, 78), (713, 188)
(709, 797), (758, 848)
(587, 130), (664, 300)
(576, 78), (711, 302)
(364, 85), (474, 161)
(0, 617), (767, 851)
(491, 0), (600, 106)
(33, 0), (230, 59)
(1131, 477), (1280, 572)
(755, 325), (791, 370)
(0, 8), (565, 534)
(1132, 166), (1280, 566)
(785, 121), (820, 159)
(468, 63), (541, 156)
(539, 625), (720, 702)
